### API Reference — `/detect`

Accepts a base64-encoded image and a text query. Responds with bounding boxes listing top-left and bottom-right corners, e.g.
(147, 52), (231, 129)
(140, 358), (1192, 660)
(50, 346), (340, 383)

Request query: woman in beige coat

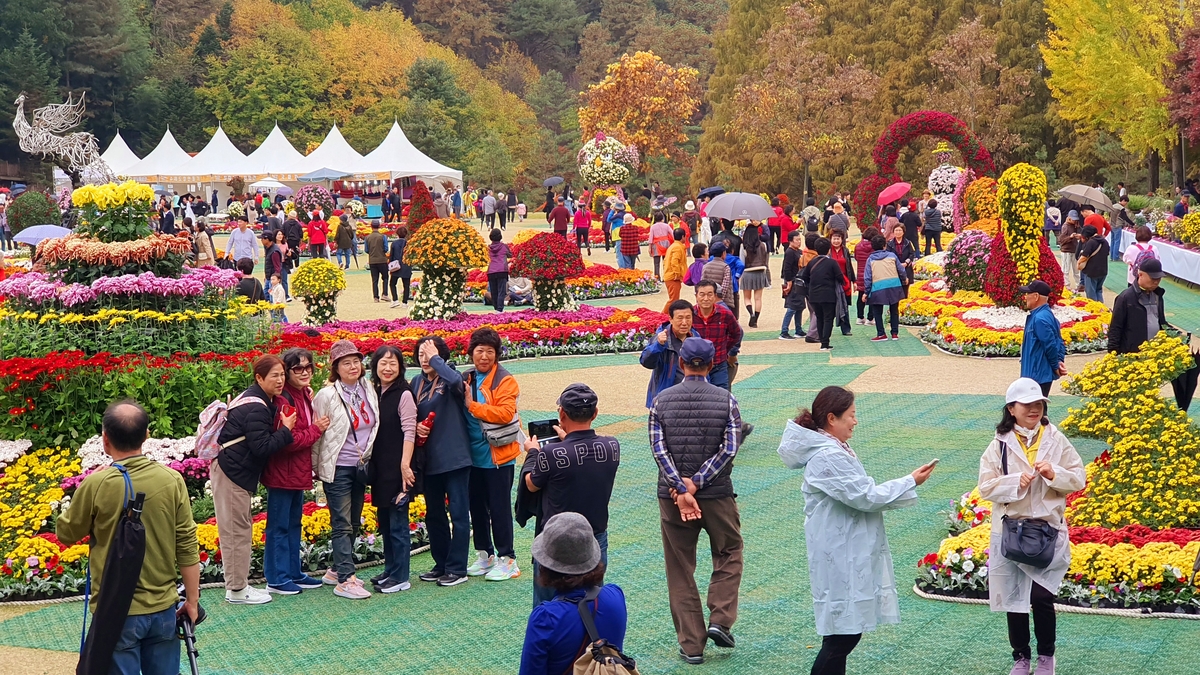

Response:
(979, 378), (1085, 675)
(192, 219), (216, 266)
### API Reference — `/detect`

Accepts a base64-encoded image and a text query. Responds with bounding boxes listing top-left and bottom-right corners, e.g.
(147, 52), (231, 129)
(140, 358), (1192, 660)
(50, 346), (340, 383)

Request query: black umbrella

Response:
(1172, 346), (1200, 412)
(697, 186), (725, 200)
(78, 467), (146, 675)
(543, 176), (564, 187)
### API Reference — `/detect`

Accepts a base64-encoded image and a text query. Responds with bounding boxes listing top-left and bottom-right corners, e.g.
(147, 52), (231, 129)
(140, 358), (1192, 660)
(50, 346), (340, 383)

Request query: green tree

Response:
(504, 0), (587, 73)
(404, 58), (472, 112)
(466, 132), (517, 188)
(599, 0), (654, 49)
(216, 0), (234, 39)
(414, 0), (509, 66)
(575, 21), (618, 86)
(401, 99), (467, 166)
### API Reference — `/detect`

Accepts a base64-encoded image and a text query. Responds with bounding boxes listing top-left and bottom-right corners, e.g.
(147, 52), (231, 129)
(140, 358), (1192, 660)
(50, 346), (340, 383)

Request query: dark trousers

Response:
(423, 466), (471, 577)
(370, 262), (388, 299)
(110, 606), (180, 675)
(576, 229), (591, 254)
(377, 503), (412, 584)
(781, 306), (803, 335)
(812, 301), (836, 348)
(498, 209), (507, 230)
(468, 464), (515, 558)
(924, 231), (943, 254)
(263, 488), (304, 586)
(856, 291), (872, 321)
(810, 633), (862, 675)
(1008, 582), (1057, 659)
(487, 272), (508, 312)
(309, 243), (327, 259)
(659, 497), (743, 656)
(485, 212), (495, 228)
(872, 302), (899, 336)
(768, 225), (782, 253)
(602, 229), (613, 251)
(838, 293), (853, 334)
(1039, 381), (1052, 397)
(324, 466), (366, 582)
(389, 272), (411, 303)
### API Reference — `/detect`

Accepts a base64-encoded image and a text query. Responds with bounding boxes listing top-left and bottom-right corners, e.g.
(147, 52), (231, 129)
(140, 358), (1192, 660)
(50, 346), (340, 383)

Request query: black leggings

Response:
(468, 465), (515, 559)
(1008, 581), (1057, 660)
(576, 229), (590, 253)
(487, 272), (508, 312)
(810, 633), (862, 675)
(924, 231), (943, 255)
(389, 272), (411, 303)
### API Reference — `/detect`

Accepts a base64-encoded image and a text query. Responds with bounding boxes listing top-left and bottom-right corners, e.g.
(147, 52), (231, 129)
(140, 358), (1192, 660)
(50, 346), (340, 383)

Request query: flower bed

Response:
(277, 305), (665, 362)
(38, 234), (193, 285)
(416, 264), (658, 302)
(913, 252), (946, 280)
(0, 267), (240, 313)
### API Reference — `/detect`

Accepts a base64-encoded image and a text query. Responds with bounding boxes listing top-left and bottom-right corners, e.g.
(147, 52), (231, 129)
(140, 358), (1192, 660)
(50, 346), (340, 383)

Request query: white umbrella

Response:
(14, 225), (71, 245)
(706, 192), (774, 221)
(1057, 185), (1113, 212)
(250, 177), (286, 190)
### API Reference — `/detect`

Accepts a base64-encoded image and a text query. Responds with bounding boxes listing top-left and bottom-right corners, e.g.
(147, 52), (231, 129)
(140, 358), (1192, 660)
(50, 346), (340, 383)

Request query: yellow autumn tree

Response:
(578, 51), (700, 166)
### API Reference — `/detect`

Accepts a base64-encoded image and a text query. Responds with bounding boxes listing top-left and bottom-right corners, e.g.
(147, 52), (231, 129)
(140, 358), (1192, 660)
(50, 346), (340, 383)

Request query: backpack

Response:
(1131, 243), (1158, 273)
(195, 394), (267, 461)
(806, 212), (819, 230)
(568, 587), (640, 675)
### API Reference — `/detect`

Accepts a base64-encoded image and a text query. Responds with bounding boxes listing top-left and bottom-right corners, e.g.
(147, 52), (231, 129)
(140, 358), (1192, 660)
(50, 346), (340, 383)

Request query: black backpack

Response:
(806, 213), (819, 230)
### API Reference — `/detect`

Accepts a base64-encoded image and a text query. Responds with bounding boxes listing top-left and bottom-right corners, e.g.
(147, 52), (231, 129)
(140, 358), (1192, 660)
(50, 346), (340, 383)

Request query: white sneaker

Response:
(466, 550), (495, 576)
(390, 301), (401, 308)
(225, 585), (273, 604)
(485, 556), (520, 581)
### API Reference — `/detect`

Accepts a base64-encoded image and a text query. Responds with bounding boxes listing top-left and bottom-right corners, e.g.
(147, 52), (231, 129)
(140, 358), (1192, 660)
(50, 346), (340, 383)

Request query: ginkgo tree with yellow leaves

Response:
(577, 51), (701, 170)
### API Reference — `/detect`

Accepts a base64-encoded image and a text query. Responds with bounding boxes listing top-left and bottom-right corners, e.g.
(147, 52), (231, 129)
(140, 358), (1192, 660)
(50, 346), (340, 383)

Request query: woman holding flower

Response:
(979, 378), (1085, 675)
(261, 348), (330, 595)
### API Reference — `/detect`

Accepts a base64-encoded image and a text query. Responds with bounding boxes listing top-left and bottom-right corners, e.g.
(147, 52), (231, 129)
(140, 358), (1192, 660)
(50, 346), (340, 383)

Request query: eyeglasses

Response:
(289, 365), (315, 374)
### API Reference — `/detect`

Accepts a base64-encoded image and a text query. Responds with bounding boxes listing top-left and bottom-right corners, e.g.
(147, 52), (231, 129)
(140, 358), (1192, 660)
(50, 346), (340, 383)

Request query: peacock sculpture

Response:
(13, 92), (114, 185)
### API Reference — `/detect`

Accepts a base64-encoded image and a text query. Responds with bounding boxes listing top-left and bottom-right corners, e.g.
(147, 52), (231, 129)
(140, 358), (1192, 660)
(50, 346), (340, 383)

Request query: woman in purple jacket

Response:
(486, 228), (511, 313)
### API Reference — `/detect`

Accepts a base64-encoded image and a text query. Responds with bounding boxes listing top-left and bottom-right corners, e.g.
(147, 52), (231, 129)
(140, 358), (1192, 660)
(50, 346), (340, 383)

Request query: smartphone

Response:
(527, 419), (558, 448)
(927, 458), (939, 468)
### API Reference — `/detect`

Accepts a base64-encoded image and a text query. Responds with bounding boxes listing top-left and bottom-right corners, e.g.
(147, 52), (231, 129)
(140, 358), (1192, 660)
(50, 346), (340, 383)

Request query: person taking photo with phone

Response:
(777, 385), (936, 675)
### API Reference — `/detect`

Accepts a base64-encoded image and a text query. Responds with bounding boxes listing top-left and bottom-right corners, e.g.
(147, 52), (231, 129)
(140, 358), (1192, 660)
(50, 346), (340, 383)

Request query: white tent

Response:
(163, 124), (258, 182)
(297, 125), (363, 175)
(124, 128), (192, 182)
(246, 124), (306, 180)
(99, 132), (141, 176)
(351, 121), (462, 184)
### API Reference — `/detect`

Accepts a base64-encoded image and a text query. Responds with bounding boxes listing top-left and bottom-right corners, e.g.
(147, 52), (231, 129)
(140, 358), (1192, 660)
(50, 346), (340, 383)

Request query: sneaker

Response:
(707, 624), (735, 648)
(871, 335), (888, 342)
(293, 575), (322, 589)
(225, 586), (272, 604)
(679, 648), (704, 665)
(418, 569), (444, 583)
(842, 331), (853, 336)
(267, 581), (302, 595)
(1033, 655), (1055, 675)
(390, 301), (401, 308)
(855, 318), (866, 325)
(334, 577), (371, 599)
(778, 333), (796, 340)
(485, 556), (521, 581)
(378, 579), (411, 594)
(1009, 657), (1032, 675)
(437, 573), (468, 587)
(369, 571), (388, 586)
(804, 337), (820, 344)
(819, 346), (832, 351)
(467, 551), (495, 577)
(891, 334), (899, 341)
(322, 568), (339, 585)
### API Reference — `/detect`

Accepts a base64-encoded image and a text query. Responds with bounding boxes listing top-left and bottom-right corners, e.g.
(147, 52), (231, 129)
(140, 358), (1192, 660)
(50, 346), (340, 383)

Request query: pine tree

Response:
(407, 180), (437, 232)
(575, 22), (618, 86)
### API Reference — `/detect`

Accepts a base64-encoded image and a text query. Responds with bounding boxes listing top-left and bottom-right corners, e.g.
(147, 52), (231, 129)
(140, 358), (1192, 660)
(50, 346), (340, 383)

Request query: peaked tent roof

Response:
(99, 132), (141, 176)
(124, 128), (193, 181)
(351, 121), (462, 183)
(247, 124), (306, 180)
(296, 125), (363, 175)
(162, 125), (258, 181)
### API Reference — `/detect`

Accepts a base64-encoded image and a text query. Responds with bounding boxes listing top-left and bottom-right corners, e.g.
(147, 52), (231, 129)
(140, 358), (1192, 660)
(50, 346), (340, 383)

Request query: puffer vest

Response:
(654, 379), (735, 500)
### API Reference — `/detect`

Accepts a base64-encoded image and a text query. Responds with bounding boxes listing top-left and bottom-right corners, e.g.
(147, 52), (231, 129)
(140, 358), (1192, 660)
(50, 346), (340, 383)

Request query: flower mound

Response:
(984, 229), (1065, 308)
(404, 218), (489, 320)
(577, 132), (640, 186)
(291, 258), (346, 325)
(923, 294), (1109, 357)
(294, 185), (333, 223)
(943, 229), (992, 293)
(964, 177), (999, 222)
(71, 181), (156, 242)
(997, 163), (1047, 285)
(407, 180), (436, 232)
(511, 232), (589, 311)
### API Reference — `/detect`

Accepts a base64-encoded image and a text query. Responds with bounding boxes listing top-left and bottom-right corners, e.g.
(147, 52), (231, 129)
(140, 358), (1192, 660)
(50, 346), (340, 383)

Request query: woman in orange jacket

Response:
(462, 327), (524, 581)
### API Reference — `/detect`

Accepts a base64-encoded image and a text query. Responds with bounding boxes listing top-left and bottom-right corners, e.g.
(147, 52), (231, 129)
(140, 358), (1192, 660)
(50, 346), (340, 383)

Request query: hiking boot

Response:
(678, 648), (704, 665)
(1033, 655), (1055, 675)
(334, 576), (371, 599)
(485, 556), (520, 581)
(1009, 657), (1032, 675)
(707, 624), (735, 648)
(225, 586), (272, 605)
(467, 551), (495, 576)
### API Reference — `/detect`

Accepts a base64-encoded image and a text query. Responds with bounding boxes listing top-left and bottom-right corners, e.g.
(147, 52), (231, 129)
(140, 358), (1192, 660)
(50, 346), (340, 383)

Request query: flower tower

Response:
(577, 132), (640, 187)
(962, 177), (1000, 236)
(510, 232), (587, 311)
(949, 167), (977, 232)
(927, 141), (962, 217)
(291, 258), (346, 325)
(403, 217), (489, 320)
(983, 163), (1063, 307)
(294, 184), (334, 223)
(407, 180), (436, 233)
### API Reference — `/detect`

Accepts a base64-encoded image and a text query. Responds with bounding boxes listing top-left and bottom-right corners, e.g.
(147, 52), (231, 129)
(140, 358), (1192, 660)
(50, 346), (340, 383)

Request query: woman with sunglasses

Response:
(261, 348), (330, 595)
(311, 340), (381, 599)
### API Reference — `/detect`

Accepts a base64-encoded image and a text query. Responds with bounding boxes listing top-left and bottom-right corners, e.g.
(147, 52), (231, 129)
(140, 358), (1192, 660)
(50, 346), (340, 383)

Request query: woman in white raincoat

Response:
(979, 378), (1085, 675)
(778, 385), (936, 675)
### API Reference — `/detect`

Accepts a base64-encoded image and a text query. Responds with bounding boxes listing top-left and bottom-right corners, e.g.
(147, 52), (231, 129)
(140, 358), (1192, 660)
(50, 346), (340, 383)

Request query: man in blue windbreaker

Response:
(1019, 280), (1067, 397)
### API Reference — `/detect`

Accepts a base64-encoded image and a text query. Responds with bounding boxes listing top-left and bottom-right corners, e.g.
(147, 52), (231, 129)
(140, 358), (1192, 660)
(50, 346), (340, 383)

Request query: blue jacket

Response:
(863, 250), (906, 306)
(1020, 304), (1065, 384)
(520, 585), (627, 675)
(639, 322), (701, 408)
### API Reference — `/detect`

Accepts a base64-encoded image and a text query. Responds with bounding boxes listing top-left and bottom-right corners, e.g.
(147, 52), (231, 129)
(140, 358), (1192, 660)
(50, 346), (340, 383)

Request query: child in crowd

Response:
(269, 273), (288, 323)
(516, 202), (527, 222)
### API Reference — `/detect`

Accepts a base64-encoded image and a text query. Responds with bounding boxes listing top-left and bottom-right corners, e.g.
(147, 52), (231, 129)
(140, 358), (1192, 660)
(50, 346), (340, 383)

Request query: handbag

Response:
(998, 441), (1059, 568)
(1075, 255), (1089, 272)
(469, 372), (522, 447)
(388, 260), (401, 272)
(337, 386), (375, 484)
(569, 587), (640, 675)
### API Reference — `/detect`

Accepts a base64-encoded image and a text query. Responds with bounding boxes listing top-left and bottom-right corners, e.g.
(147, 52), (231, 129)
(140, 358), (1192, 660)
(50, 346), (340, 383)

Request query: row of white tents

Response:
(100, 122), (462, 198)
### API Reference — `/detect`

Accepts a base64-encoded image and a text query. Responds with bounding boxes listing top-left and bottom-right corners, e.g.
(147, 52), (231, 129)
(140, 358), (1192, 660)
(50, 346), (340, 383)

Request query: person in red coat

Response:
(261, 348), (331, 594)
(853, 227), (880, 326)
(307, 211), (330, 259)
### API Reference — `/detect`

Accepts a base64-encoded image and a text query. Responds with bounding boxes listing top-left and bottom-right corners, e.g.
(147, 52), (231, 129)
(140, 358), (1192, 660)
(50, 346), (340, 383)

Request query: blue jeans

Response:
(709, 361), (730, 390)
(781, 307), (803, 335)
(264, 488), (304, 586)
(1110, 227), (1122, 260)
(377, 504), (412, 584)
(533, 530), (608, 608)
(109, 606), (179, 675)
(423, 466), (471, 577)
(324, 466), (366, 583)
(336, 247), (354, 268)
(1082, 274), (1106, 302)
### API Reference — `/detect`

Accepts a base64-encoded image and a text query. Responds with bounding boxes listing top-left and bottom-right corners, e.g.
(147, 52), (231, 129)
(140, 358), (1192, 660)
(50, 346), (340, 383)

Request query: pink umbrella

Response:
(877, 182), (911, 206)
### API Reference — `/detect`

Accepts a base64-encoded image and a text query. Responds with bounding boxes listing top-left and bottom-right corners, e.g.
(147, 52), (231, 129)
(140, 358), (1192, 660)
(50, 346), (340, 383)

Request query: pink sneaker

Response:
(322, 568), (339, 585)
(334, 576), (371, 599)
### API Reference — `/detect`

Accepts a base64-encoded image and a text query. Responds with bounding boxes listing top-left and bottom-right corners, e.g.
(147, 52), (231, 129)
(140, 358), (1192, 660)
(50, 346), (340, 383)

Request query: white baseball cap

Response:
(1005, 378), (1048, 405)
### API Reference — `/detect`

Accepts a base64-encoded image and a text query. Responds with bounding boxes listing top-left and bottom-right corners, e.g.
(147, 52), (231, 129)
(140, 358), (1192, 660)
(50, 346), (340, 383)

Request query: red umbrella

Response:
(876, 182), (911, 206)
(0, 188), (10, 193)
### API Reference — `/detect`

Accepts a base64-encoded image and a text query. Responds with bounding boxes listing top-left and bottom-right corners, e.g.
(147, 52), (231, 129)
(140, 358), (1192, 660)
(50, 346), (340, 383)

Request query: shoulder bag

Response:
(567, 587), (640, 675)
(998, 441), (1058, 568)
(469, 371), (522, 447)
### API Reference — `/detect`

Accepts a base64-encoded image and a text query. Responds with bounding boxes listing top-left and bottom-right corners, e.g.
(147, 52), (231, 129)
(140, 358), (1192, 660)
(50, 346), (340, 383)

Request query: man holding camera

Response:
(521, 383), (621, 607)
(57, 400), (200, 675)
